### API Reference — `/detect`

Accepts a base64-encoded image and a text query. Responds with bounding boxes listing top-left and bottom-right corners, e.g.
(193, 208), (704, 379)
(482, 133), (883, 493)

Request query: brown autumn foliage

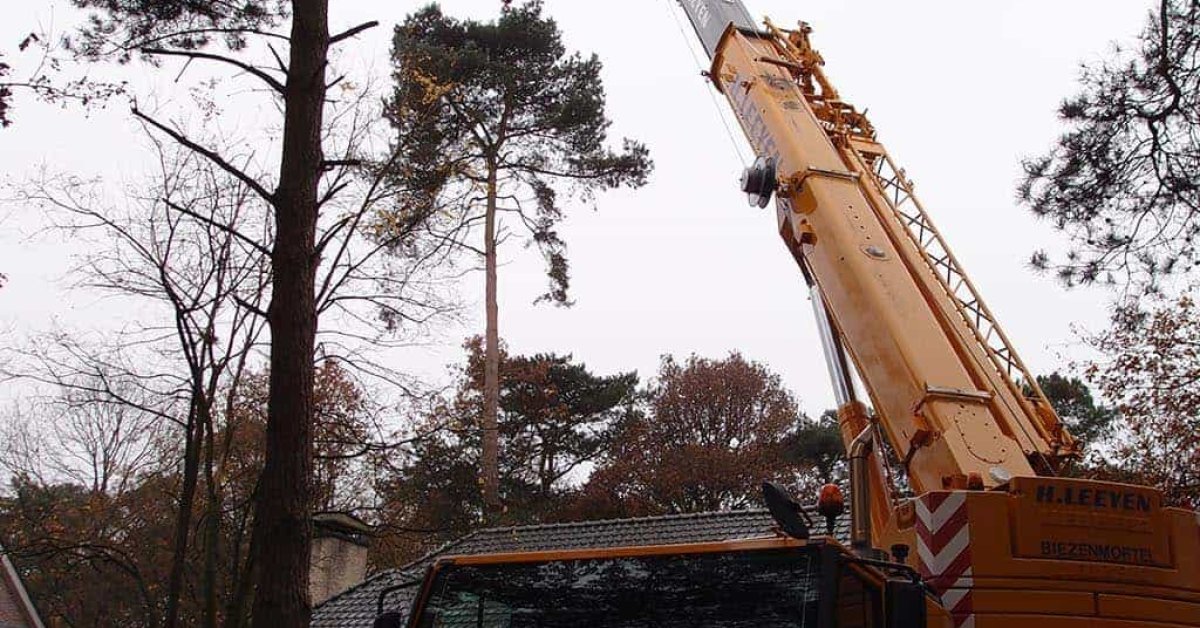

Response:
(0, 361), (377, 628)
(1086, 294), (1200, 509)
(0, 474), (178, 627)
(373, 346), (841, 567)
(228, 361), (376, 514)
(572, 353), (818, 518)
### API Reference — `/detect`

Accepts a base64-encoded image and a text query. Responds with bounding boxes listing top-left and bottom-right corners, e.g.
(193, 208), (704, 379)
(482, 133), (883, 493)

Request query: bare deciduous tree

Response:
(56, 2), (380, 621)
(8, 138), (270, 628)
(0, 382), (163, 496)
(4, 58), (455, 628)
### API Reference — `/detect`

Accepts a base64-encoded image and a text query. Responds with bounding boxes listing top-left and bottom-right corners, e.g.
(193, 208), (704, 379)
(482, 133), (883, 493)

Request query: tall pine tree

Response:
(384, 1), (651, 521)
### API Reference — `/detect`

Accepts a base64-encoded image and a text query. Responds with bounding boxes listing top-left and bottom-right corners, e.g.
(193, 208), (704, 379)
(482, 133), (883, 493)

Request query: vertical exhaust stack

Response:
(676, 0), (759, 59)
(848, 425), (875, 556)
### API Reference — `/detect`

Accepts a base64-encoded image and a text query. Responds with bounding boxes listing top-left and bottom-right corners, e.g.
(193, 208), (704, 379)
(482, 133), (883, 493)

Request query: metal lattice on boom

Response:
(763, 19), (1075, 462)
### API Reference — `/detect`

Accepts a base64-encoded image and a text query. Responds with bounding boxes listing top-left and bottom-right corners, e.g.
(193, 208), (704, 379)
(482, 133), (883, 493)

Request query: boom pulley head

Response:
(740, 156), (778, 208)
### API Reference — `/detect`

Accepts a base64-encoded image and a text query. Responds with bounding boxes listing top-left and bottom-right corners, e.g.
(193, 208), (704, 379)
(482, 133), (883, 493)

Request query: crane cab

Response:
(398, 537), (944, 628)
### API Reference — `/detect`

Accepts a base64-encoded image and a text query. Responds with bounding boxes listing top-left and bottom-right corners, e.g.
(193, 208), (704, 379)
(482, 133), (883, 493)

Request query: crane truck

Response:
(384, 2), (1200, 626)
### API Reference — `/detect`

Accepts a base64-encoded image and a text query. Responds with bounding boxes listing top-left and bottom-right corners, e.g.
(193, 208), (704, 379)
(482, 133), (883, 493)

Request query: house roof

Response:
(0, 544), (46, 628)
(312, 507), (850, 628)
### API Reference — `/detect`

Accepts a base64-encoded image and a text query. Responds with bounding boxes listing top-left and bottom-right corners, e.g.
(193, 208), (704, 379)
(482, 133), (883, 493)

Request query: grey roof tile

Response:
(313, 507), (851, 628)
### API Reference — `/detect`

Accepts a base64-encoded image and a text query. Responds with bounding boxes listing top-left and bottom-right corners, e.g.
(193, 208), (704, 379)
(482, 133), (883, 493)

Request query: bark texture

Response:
(481, 164), (502, 522)
(164, 408), (202, 628)
(249, 1), (329, 625)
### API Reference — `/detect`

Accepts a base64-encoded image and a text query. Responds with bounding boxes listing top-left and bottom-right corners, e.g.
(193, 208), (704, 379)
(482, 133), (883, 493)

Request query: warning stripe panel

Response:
(916, 492), (974, 628)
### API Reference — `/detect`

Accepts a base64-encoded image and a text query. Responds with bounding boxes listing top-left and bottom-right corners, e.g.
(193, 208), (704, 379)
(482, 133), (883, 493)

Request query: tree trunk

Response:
(482, 162), (502, 522)
(226, 523), (260, 628)
(249, 1), (329, 626)
(202, 406), (220, 628)
(164, 406), (202, 628)
(223, 516), (256, 628)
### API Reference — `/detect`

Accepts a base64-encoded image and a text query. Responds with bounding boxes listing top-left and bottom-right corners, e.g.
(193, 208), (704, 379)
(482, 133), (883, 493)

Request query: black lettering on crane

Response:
(1033, 484), (1153, 512)
(1040, 540), (1156, 565)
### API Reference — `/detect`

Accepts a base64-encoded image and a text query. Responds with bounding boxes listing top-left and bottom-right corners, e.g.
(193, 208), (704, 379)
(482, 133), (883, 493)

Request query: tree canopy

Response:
(0, 52), (12, 128)
(386, 2), (652, 303)
(1017, 0), (1199, 511)
(66, 0), (288, 59)
(384, 0), (651, 521)
(375, 340), (640, 563)
(1020, 0), (1200, 292)
(1084, 294), (1200, 509)
(575, 353), (815, 518)
(1035, 372), (1119, 449)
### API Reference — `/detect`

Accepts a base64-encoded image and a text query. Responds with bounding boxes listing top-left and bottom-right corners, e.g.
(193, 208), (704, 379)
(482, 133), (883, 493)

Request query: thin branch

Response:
(267, 43), (289, 75)
(329, 21), (381, 45)
(132, 107), (275, 204)
(234, 294), (270, 321)
(142, 47), (285, 94)
(128, 26), (290, 51)
(314, 214), (354, 254)
(322, 159), (362, 171)
(316, 180), (351, 210)
(162, 199), (270, 257)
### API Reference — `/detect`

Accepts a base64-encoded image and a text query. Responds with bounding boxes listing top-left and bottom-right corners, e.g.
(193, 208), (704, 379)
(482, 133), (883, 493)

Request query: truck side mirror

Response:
(762, 481), (812, 540)
(885, 579), (927, 628)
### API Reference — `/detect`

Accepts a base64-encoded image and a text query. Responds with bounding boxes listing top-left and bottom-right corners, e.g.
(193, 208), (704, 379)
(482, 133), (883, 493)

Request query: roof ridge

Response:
(1, 542), (46, 628)
(393, 530), (479, 573)
(475, 507), (774, 537)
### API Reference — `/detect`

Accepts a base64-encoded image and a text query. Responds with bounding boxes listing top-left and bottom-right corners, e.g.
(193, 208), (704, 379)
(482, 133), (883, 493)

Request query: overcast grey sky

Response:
(0, 0), (1149, 414)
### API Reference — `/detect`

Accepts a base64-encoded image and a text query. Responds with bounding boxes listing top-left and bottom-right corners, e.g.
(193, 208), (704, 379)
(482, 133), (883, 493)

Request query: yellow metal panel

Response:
(1008, 477), (1172, 569)
(1097, 594), (1200, 626)
(975, 616), (1195, 628)
(969, 589), (1095, 615)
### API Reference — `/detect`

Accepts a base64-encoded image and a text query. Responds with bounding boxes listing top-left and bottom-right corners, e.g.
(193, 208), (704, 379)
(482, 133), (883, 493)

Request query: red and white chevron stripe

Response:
(915, 492), (975, 628)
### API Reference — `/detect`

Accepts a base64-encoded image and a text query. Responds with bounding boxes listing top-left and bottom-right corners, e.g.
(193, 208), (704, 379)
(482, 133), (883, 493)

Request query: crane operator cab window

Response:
(409, 546), (886, 628)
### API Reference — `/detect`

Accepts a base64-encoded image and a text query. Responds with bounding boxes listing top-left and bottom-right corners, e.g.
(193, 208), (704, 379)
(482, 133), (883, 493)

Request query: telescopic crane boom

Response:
(675, 2), (1199, 626)
(679, 0), (1076, 502)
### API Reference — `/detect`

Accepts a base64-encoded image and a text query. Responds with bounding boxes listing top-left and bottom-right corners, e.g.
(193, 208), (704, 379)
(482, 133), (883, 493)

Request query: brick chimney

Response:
(309, 513), (372, 606)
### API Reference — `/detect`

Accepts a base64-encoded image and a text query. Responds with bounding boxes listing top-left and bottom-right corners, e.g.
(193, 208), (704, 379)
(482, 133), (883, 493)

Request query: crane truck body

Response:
(390, 2), (1200, 627)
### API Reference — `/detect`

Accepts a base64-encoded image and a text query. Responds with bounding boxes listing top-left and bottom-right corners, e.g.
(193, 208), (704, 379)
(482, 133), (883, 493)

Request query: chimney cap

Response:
(313, 512), (372, 547)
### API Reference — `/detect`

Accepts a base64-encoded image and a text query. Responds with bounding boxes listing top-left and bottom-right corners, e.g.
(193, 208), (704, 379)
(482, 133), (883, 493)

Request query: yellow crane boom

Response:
(680, 0), (1075, 501)
(677, 2), (1199, 626)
